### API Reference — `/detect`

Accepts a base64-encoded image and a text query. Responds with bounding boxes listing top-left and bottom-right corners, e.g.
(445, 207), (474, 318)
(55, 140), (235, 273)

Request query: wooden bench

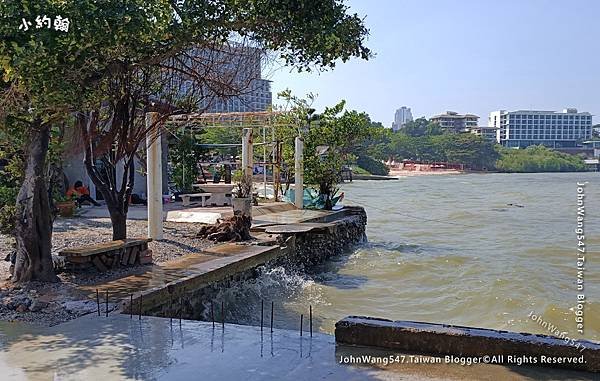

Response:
(59, 238), (152, 272)
(181, 192), (212, 207)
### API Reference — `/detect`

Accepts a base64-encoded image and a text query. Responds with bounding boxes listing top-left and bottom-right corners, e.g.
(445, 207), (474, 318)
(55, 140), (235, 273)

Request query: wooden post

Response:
(294, 136), (304, 209)
(146, 112), (163, 240)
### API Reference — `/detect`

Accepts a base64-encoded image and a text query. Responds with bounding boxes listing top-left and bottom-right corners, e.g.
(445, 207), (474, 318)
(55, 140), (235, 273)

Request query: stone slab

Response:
(264, 222), (334, 234)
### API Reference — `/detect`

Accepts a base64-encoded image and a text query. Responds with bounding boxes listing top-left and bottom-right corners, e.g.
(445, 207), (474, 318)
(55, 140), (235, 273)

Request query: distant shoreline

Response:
(388, 169), (464, 177)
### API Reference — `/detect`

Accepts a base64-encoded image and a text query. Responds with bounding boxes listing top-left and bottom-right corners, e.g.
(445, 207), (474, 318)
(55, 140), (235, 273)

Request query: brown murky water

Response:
(217, 173), (600, 342)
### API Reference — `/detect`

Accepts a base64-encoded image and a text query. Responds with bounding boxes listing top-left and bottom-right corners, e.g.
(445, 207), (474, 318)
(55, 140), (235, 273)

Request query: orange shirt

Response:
(66, 185), (90, 198)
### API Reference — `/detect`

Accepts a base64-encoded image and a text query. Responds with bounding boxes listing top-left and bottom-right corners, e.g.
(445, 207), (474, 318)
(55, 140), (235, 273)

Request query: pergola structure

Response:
(144, 110), (304, 240)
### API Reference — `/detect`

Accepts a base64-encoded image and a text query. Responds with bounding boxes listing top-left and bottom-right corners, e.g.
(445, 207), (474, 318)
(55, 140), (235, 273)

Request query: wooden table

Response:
(192, 184), (235, 206)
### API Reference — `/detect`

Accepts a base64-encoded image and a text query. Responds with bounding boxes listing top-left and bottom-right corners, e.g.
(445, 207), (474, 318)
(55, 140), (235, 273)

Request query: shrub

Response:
(356, 155), (389, 175)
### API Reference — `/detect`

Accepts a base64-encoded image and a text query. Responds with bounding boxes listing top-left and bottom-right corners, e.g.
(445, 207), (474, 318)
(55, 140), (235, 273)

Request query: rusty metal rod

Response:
(211, 301), (215, 327)
(139, 294), (142, 320)
(96, 289), (100, 316)
(221, 301), (224, 328)
(130, 294), (133, 319)
(300, 314), (303, 336)
(310, 305), (312, 337)
(105, 290), (108, 317)
(270, 301), (274, 333)
(261, 300), (264, 331)
(179, 298), (182, 326)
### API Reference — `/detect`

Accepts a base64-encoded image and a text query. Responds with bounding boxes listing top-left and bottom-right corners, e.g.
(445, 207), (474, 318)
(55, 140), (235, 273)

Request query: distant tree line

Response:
(359, 117), (498, 171)
(355, 117), (587, 173)
(496, 146), (586, 172)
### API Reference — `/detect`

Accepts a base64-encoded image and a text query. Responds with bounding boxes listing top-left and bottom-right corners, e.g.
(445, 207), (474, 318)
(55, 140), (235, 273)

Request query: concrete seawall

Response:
(126, 207), (367, 319)
(335, 316), (600, 373)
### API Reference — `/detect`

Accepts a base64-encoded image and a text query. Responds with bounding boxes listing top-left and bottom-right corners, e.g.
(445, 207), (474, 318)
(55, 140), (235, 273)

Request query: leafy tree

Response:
(169, 131), (206, 192)
(434, 134), (498, 170)
(356, 155), (389, 175)
(1, 0), (372, 281)
(402, 118), (443, 137)
(303, 101), (374, 209)
(386, 130), (499, 169)
(496, 145), (586, 172)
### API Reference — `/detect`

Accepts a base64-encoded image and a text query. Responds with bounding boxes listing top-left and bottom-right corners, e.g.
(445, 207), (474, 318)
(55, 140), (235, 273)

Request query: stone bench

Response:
(59, 238), (152, 272)
(181, 192), (212, 207)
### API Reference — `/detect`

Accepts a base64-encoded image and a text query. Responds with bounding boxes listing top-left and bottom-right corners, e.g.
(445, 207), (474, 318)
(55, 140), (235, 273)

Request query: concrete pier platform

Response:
(76, 206), (366, 319)
(78, 202), (298, 224)
(1, 314), (596, 380)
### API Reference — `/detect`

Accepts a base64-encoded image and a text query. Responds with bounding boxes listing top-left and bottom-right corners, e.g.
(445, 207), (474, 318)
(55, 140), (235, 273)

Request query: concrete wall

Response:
(335, 316), (600, 373)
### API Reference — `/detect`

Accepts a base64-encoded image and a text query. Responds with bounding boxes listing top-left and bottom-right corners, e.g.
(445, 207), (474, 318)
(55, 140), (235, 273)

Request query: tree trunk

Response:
(79, 112), (134, 241)
(13, 122), (58, 283)
(108, 206), (127, 240)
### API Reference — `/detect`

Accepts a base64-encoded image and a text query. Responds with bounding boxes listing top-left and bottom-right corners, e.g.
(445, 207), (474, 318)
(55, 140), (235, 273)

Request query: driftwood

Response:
(196, 215), (252, 242)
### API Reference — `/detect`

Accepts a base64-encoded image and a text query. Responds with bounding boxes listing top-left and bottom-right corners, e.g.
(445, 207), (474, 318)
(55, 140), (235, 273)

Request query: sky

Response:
(266, 0), (600, 127)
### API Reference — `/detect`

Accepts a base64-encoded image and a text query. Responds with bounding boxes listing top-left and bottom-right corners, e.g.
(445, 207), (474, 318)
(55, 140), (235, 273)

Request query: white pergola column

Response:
(294, 136), (304, 209)
(242, 128), (253, 184)
(146, 112), (163, 240)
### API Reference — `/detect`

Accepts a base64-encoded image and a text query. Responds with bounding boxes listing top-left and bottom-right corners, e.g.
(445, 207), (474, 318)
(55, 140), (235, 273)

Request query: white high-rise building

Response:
(489, 108), (593, 148)
(392, 106), (413, 131)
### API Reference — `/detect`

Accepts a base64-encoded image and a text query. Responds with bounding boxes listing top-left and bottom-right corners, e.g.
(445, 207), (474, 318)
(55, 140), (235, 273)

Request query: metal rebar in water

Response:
(139, 294), (142, 320)
(300, 314), (303, 336)
(96, 289), (100, 316)
(261, 300), (264, 331)
(105, 290), (109, 317)
(221, 301), (224, 329)
(130, 294), (133, 319)
(211, 301), (215, 327)
(270, 301), (274, 333)
(179, 298), (182, 326)
(309, 305), (313, 337)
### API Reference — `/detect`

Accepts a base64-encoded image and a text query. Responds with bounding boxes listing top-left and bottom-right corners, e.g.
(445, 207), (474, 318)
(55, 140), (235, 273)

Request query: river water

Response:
(216, 172), (600, 342)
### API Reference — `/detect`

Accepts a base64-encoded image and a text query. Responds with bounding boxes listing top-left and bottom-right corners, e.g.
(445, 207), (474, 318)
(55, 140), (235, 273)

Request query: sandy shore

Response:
(0, 217), (214, 326)
(389, 169), (464, 177)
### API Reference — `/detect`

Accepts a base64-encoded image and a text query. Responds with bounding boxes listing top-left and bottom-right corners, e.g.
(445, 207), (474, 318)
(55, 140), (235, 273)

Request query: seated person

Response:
(66, 180), (100, 206)
(130, 193), (147, 206)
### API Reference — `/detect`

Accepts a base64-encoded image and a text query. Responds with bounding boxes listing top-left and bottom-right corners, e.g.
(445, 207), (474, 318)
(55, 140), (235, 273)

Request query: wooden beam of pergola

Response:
(166, 110), (294, 129)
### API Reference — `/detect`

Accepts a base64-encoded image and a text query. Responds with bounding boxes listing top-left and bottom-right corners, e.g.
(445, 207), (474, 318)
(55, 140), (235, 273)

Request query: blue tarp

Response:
(283, 188), (343, 209)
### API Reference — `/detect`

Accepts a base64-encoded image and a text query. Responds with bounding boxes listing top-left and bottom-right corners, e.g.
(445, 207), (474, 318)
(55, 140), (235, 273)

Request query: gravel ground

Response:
(0, 217), (214, 326)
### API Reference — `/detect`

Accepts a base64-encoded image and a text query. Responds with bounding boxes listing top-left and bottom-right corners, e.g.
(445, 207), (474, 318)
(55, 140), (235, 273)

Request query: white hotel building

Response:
(489, 108), (593, 148)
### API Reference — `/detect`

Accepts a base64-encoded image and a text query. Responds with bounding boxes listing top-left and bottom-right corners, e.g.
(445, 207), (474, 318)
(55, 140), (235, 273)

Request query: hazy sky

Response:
(267, 0), (599, 127)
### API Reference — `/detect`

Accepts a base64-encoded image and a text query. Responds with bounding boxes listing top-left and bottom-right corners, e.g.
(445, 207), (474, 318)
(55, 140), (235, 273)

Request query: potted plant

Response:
(54, 194), (77, 217)
(232, 170), (252, 217)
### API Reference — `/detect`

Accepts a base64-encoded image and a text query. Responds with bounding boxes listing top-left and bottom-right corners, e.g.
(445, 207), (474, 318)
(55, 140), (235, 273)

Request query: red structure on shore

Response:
(390, 160), (465, 172)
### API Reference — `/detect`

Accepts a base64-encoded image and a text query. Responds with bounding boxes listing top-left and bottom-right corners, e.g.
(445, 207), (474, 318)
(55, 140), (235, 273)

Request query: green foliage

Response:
(0, 126), (24, 235)
(302, 101), (374, 207)
(356, 155), (389, 175)
(1, 0), (371, 111)
(232, 169), (252, 198)
(169, 132), (205, 191)
(199, 127), (242, 158)
(0, 204), (16, 235)
(402, 118), (443, 137)
(385, 132), (499, 170)
(496, 145), (586, 173)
